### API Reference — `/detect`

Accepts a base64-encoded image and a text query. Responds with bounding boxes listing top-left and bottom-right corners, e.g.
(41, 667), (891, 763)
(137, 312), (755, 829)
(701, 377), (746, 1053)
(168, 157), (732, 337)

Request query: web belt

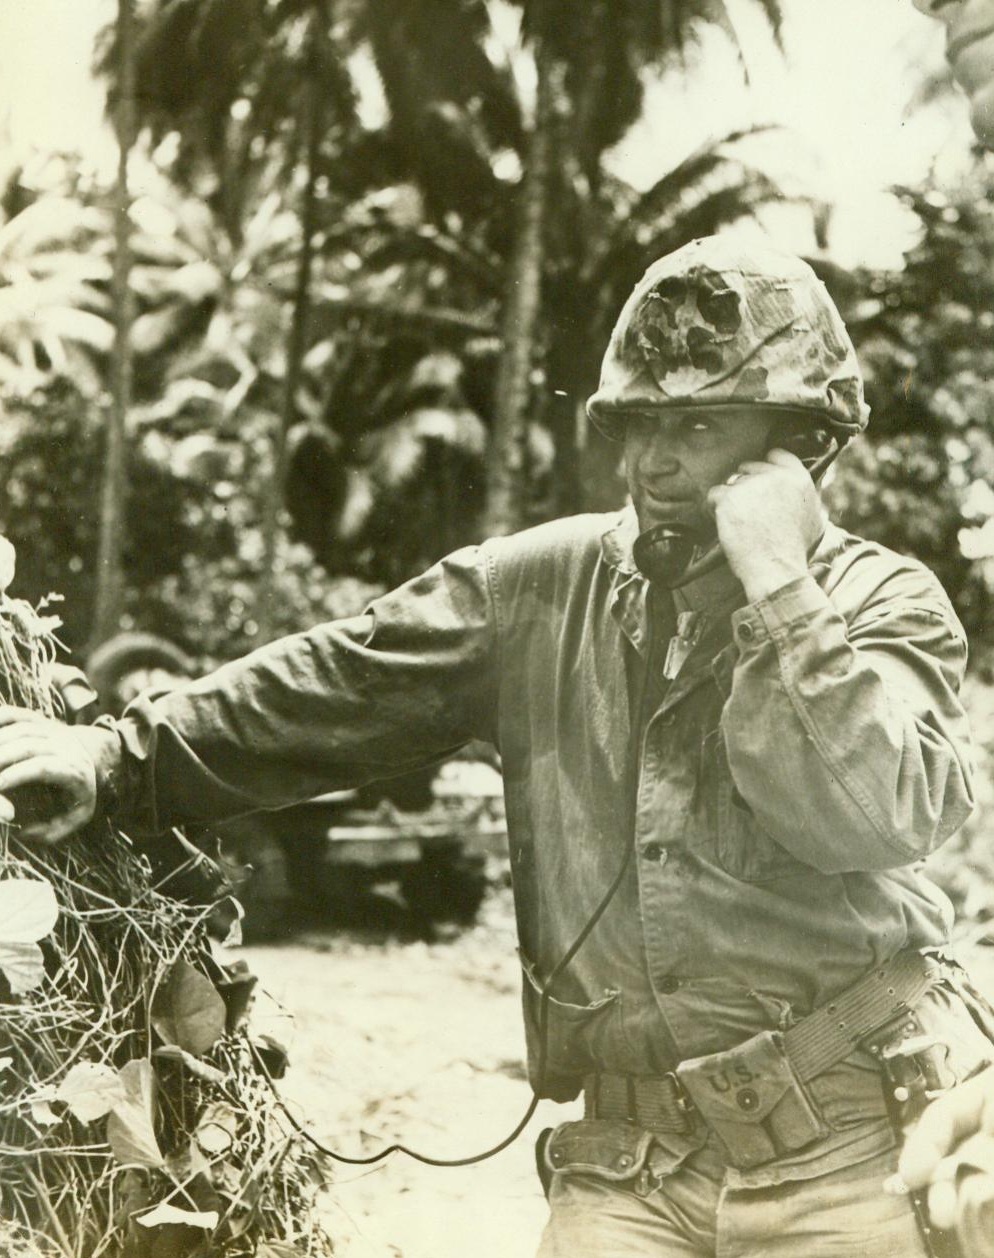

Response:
(583, 949), (938, 1134)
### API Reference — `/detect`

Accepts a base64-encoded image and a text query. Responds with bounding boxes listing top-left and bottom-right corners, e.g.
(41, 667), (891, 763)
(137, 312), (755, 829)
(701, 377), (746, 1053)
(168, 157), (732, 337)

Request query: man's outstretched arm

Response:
(0, 543), (499, 843)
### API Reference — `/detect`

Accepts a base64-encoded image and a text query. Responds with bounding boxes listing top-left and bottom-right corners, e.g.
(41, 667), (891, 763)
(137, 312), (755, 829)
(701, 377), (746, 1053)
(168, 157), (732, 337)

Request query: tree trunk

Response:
(256, 6), (328, 641)
(546, 324), (589, 516)
(483, 37), (557, 538)
(89, 0), (136, 653)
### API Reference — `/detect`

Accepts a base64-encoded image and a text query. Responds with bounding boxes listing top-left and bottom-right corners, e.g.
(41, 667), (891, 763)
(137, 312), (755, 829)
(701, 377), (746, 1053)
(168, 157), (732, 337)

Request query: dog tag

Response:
(663, 611), (703, 680)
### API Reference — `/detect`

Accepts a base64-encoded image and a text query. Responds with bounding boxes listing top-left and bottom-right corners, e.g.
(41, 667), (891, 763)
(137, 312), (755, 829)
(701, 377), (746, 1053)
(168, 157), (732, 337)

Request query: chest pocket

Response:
(701, 725), (800, 883)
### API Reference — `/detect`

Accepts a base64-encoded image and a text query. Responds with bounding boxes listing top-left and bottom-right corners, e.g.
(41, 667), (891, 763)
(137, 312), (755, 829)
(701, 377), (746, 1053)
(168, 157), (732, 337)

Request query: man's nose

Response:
(636, 443), (682, 478)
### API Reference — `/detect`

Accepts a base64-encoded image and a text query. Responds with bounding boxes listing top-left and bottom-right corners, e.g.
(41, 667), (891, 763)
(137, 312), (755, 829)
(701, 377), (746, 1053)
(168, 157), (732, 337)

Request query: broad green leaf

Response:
(0, 941), (45, 994)
(29, 1088), (59, 1126)
(194, 1101), (238, 1156)
(257, 1242), (302, 1258)
(151, 960), (226, 1056)
(136, 1203), (219, 1229)
(219, 901), (244, 949)
(0, 878), (58, 942)
(153, 1045), (227, 1086)
(164, 1139), (210, 1184)
(106, 1060), (163, 1169)
(56, 1061), (126, 1123)
(0, 537), (15, 593)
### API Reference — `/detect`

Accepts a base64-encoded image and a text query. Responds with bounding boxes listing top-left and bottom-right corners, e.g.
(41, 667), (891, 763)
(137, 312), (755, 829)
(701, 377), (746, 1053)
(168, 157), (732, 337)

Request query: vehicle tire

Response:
(401, 843), (489, 925)
(85, 632), (195, 715)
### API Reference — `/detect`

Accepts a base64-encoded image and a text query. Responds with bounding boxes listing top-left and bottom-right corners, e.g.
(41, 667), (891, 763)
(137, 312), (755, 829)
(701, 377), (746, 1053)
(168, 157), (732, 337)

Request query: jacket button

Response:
(659, 975), (680, 994)
(550, 1149), (564, 1165)
(642, 843), (668, 864)
(616, 1154), (632, 1170)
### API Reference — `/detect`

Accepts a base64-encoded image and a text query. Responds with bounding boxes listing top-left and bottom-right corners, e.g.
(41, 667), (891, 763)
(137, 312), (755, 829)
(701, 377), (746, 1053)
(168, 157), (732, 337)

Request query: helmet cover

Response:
(587, 235), (869, 441)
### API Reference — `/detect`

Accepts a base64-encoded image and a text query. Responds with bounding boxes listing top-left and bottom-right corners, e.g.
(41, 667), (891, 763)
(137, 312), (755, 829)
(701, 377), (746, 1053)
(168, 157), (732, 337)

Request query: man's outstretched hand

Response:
(0, 707), (100, 843)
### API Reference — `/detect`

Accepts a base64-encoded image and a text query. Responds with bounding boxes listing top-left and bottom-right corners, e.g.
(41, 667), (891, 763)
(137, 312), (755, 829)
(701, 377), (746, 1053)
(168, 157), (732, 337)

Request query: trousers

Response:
(536, 1135), (927, 1258)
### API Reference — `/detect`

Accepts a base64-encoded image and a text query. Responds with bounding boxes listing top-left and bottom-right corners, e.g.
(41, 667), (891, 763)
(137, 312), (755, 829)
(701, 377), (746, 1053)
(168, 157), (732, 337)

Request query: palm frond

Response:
(360, 227), (503, 294)
(747, 0), (784, 50)
(652, 0), (784, 74)
(599, 128), (776, 259)
(0, 198), (105, 259)
(21, 252), (111, 288)
(359, 0), (520, 151)
(309, 287), (498, 342)
(38, 307), (115, 353)
(585, 144), (782, 294)
(583, 176), (783, 343)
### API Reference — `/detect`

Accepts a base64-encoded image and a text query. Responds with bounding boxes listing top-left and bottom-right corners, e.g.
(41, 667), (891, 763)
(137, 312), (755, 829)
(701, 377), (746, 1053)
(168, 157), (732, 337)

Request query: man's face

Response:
(914, 0), (994, 144)
(622, 405), (775, 536)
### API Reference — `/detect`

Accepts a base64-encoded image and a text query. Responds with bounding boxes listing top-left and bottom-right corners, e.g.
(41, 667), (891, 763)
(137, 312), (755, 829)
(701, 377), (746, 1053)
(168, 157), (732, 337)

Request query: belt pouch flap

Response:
(544, 1119), (654, 1181)
(676, 1030), (827, 1169)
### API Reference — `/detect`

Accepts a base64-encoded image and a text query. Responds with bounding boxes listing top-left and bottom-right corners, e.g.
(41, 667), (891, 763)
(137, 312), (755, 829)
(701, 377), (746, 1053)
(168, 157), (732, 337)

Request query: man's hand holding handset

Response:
(707, 446), (827, 603)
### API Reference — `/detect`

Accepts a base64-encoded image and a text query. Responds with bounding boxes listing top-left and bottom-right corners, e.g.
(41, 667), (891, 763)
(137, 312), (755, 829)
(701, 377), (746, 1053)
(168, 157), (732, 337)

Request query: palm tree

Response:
(351, 0), (786, 528)
(98, 0), (365, 634)
(490, 0), (785, 527)
(90, 0), (138, 651)
(256, 0), (333, 638)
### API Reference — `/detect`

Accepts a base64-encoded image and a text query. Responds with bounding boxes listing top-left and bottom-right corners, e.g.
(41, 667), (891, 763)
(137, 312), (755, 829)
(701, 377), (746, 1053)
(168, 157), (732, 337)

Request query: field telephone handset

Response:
(631, 424), (839, 589)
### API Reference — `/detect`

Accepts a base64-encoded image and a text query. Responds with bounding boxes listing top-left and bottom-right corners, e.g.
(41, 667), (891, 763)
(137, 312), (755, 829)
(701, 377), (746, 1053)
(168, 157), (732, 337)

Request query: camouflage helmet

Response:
(587, 235), (869, 442)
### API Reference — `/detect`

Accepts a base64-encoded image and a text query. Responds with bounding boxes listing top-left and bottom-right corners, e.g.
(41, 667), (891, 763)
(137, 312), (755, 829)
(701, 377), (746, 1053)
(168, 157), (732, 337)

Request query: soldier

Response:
(1, 232), (991, 1254)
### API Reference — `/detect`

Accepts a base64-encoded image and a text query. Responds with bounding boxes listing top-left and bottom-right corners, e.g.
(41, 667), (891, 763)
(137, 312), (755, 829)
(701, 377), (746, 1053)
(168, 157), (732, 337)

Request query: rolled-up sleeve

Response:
(108, 544), (499, 838)
(721, 569), (974, 874)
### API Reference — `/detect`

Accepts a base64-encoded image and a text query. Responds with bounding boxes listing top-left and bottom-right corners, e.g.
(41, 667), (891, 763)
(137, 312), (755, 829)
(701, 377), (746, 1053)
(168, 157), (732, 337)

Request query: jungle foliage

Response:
(4, 0), (994, 683)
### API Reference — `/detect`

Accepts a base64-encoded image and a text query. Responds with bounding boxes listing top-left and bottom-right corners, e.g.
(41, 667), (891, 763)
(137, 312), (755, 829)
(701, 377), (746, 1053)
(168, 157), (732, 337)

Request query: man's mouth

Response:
(640, 490), (696, 515)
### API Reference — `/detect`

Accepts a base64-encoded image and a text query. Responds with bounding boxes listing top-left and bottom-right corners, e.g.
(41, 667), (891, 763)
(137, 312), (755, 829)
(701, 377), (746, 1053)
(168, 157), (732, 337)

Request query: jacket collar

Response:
(601, 504), (743, 654)
(600, 505), (847, 658)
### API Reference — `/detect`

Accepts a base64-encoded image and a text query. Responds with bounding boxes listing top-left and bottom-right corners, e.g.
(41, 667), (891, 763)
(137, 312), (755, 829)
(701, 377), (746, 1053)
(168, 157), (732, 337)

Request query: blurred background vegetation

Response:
(2, 0), (994, 924)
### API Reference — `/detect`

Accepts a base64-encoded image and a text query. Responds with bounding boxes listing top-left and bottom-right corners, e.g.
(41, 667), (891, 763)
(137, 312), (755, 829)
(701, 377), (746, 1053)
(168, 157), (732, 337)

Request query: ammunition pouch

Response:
(545, 1119), (655, 1182)
(543, 1116), (704, 1198)
(676, 1030), (827, 1170)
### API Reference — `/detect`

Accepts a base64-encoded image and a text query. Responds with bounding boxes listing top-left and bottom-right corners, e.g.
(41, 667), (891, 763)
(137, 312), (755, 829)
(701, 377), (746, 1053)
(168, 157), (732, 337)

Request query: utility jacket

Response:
(105, 508), (974, 1177)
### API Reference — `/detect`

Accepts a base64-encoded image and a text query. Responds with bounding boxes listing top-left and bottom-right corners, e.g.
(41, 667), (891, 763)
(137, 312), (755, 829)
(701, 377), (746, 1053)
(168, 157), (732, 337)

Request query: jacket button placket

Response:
(635, 712), (686, 985)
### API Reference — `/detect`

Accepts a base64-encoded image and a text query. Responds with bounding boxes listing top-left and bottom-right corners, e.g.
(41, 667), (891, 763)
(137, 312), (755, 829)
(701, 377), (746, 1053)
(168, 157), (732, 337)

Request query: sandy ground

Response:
(234, 886), (567, 1258)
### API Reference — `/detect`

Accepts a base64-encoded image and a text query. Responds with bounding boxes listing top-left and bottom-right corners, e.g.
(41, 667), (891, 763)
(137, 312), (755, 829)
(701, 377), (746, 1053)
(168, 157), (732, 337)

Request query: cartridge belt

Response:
(583, 949), (938, 1163)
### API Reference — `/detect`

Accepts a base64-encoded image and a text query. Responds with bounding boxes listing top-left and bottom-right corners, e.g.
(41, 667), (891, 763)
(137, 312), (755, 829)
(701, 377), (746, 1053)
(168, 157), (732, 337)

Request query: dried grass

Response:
(0, 591), (333, 1258)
